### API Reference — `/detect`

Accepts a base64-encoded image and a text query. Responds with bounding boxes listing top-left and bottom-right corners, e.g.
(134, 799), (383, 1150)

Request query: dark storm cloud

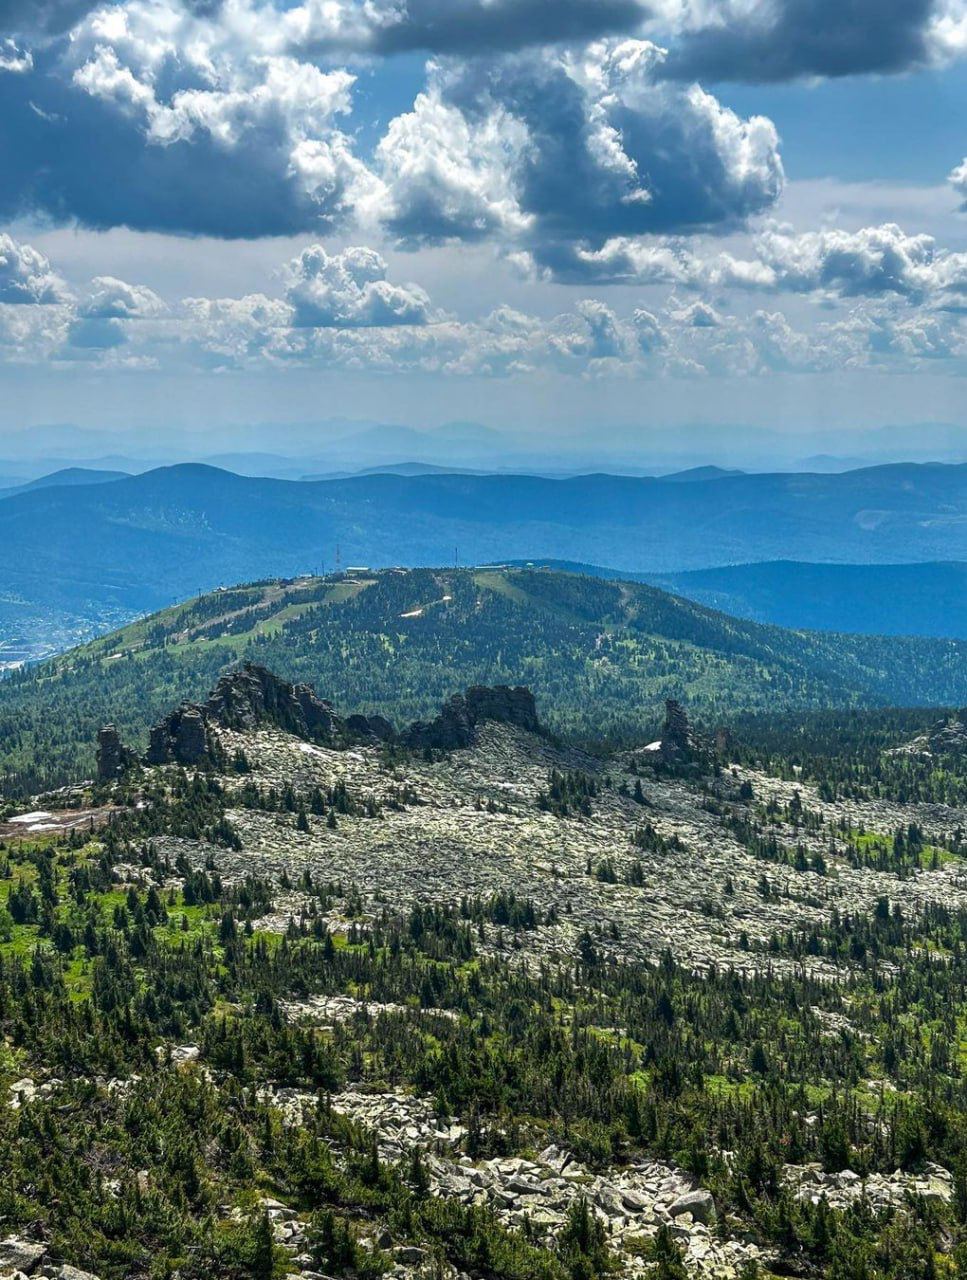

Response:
(658, 0), (938, 83)
(363, 0), (649, 54)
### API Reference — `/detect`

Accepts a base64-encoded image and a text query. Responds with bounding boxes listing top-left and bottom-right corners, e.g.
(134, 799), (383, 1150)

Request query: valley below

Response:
(1, 650), (966, 1279)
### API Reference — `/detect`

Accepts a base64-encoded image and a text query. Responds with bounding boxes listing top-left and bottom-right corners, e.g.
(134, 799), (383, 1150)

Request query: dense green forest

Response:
(2, 790), (967, 1278)
(1, 567), (966, 797)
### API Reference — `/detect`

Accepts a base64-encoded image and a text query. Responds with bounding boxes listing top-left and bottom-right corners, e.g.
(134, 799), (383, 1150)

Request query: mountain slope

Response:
(0, 466), (128, 501)
(504, 558), (967, 639)
(2, 565), (966, 796)
(649, 560), (967, 638)
(2, 462), (967, 644)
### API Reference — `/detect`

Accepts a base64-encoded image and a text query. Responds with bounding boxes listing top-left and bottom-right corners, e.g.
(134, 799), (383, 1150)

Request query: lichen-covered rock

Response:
(669, 1189), (716, 1223)
(135, 666), (543, 770)
(205, 664), (342, 739)
(640, 699), (709, 769)
(0, 1238), (46, 1274)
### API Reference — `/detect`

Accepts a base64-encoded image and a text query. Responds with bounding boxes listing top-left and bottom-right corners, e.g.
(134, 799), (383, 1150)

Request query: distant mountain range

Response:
(1, 460), (966, 652)
(0, 467), (129, 501)
(650, 560), (967, 639)
(2, 419), (965, 487)
(505, 559), (967, 639)
(3, 565), (967, 794)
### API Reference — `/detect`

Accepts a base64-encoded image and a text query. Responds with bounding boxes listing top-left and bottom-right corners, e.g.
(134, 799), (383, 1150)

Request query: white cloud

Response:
(80, 275), (167, 318)
(374, 89), (532, 247)
(284, 245), (432, 327)
(374, 39), (783, 265)
(650, 0), (967, 82)
(950, 158), (967, 208)
(0, 234), (70, 304)
(0, 37), (32, 70)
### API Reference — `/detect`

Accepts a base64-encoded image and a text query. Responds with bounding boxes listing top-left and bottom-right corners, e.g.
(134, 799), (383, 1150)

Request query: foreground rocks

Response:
(0, 1237), (99, 1280)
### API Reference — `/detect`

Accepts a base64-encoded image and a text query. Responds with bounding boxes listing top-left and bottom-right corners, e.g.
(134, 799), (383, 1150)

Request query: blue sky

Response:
(1, 0), (966, 454)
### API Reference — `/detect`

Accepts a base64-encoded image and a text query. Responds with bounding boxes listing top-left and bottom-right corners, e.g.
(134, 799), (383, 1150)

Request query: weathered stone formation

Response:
(466, 685), (541, 734)
(204, 663), (343, 739)
(639, 699), (711, 770)
(402, 685), (541, 750)
(659, 699), (695, 764)
(134, 666), (543, 769)
(95, 724), (138, 782)
(346, 712), (396, 743)
(903, 712), (967, 758)
(145, 703), (212, 766)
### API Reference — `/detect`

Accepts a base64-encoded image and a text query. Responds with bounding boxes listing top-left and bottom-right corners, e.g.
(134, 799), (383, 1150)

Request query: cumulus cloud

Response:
(66, 273), (167, 348)
(376, 39), (783, 267)
(749, 224), (947, 298)
(375, 90), (531, 247)
(0, 234), (69, 303)
(650, 0), (967, 83)
(0, 2), (783, 247)
(79, 275), (166, 318)
(1, 176), (964, 384)
(543, 222), (967, 305)
(0, 2), (376, 236)
(676, 299), (721, 327)
(284, 245), (432, 327)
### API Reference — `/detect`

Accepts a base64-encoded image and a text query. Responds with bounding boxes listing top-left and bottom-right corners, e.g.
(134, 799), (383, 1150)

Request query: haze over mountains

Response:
(515, 560), (967, 639)
(2, 418), (967, 482)
(2, 458), (967, 662)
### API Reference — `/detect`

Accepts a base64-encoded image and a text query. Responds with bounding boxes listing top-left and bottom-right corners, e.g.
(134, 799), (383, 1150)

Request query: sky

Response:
(1, 0), (967, 453)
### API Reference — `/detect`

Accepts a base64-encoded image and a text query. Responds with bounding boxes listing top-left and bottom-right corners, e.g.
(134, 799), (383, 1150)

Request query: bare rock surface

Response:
(146, 719), (967, 977)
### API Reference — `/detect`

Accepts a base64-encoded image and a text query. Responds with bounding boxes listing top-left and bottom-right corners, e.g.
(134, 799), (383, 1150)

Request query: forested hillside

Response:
(3, 460), (967, 650)
(2, 566), (965, 797)
(506, 559), (967, 638)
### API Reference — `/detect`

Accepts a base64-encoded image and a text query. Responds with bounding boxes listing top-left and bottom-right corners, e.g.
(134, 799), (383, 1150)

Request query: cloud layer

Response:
(2, 0), (967, 405)
(1, 229), (964, 383)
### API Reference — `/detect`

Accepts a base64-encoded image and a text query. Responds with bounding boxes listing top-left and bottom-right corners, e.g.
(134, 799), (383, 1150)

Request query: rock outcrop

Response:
(95, 725), (138, 782)
(401, 685), (541, 751)
(121, 666), (543, 774)
(204, 664), (344, 739)
(900, 712), (967, 759)
(641, 699), (709, 769)
(146, 703), (212, 767)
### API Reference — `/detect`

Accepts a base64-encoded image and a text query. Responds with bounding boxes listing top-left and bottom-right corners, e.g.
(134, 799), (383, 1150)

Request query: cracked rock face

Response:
(400, 685), (541, 750)
(145, 703), (212, 766)
(205, 664), (344, 739)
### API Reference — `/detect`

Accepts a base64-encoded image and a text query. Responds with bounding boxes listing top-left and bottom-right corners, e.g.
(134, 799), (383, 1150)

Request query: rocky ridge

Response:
(99, 663), (542, 779)
(898, 711), (967, 759)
